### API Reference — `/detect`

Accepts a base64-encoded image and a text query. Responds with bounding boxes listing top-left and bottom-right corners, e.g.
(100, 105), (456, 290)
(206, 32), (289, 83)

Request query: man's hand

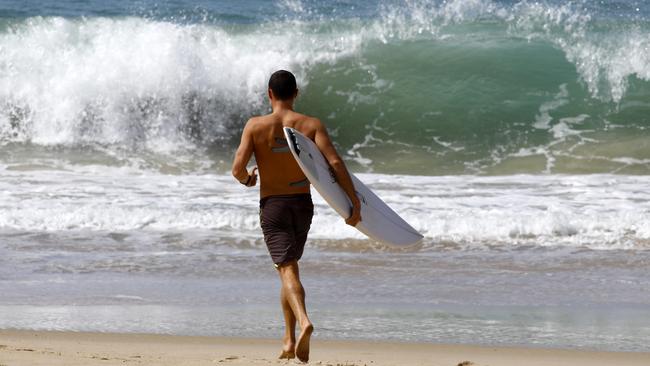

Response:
(240, 166), (258, 187)
(345, 200), (361, 226)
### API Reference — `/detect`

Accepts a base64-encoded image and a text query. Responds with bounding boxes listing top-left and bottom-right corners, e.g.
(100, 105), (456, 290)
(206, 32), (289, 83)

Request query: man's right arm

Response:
(231, 120), (258, 187)
(313, 120), (361, 226)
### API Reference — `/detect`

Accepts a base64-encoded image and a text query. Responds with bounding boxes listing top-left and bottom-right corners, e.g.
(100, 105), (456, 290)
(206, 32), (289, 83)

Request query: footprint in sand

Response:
(217, 355), (240, 363)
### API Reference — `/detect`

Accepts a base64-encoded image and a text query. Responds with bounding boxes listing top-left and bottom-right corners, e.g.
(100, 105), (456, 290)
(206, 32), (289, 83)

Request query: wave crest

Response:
(0, 16), (361, 150)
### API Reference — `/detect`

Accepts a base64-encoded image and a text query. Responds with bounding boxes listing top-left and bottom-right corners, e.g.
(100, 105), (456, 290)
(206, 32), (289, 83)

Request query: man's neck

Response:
(271, 100), (295, 113)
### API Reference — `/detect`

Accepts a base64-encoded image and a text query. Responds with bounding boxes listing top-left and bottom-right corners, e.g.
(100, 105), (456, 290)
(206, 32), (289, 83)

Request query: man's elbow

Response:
(231, 162), (243, 179)
(329, 158), (345, 169)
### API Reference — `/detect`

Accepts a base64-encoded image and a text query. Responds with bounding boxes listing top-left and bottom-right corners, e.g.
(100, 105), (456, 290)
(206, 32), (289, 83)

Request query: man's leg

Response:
(279, 284), (296, 359)
(277, 260), (313, 362)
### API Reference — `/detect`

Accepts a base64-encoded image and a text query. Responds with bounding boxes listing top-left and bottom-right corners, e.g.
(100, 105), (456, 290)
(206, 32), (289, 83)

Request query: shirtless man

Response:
(232, 70), (361, 362)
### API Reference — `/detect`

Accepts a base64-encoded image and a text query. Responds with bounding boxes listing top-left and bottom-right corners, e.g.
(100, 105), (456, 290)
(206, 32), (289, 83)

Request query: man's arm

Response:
(313, 120), (361, 226)
(231, 120), (258, 187)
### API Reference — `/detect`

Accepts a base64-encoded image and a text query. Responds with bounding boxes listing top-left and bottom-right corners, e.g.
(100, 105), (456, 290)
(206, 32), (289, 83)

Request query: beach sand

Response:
(0, 329), (648, 366)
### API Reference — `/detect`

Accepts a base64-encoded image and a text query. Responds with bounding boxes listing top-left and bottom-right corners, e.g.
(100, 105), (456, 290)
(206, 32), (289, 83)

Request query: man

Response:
(231, 70), (361, 362)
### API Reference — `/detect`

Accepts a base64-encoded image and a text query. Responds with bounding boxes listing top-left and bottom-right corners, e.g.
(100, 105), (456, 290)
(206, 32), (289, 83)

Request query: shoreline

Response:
(1, 329), (649, 366)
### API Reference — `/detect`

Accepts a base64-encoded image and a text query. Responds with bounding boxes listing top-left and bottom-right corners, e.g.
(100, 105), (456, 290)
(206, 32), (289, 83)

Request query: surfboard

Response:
(283, 127), (423, 247)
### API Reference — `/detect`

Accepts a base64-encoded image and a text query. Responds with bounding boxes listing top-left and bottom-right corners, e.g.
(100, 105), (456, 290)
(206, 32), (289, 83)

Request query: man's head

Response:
(268, 70), (298, 101)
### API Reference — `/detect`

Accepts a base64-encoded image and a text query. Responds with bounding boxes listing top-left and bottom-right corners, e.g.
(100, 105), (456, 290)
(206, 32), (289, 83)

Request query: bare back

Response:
(248, 111), (319, 198)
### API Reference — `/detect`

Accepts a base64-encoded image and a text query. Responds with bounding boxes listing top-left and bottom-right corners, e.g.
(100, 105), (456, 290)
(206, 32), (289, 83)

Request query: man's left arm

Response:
(231, 120), (257, 187)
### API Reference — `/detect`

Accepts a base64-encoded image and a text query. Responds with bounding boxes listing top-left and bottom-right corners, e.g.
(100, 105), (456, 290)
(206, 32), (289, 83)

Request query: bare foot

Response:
(295, 323), (313, 363)
(278, 349), (295, 359)
(279, 339), (295, 360)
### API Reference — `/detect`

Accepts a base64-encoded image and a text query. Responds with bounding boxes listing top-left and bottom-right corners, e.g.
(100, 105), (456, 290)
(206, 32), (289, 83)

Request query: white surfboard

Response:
(283, 127), (423, 247)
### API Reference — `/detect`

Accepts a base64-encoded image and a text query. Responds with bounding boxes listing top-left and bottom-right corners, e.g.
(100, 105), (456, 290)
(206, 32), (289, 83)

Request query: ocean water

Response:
(1, 0), (649, 352)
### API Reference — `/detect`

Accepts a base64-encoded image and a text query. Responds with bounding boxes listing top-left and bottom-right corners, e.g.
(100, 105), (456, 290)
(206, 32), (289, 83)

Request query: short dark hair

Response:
(268, 70), (297, 100)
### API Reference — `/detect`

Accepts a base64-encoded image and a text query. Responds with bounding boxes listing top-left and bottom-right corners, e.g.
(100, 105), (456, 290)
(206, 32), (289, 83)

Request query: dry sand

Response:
(0, 329), (648, 366)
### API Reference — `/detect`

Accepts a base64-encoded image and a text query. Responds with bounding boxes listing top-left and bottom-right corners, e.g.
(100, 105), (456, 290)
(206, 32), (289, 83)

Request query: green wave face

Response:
(298, 22), (650, 175)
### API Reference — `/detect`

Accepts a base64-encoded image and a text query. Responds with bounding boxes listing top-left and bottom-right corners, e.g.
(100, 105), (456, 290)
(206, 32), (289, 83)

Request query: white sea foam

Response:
(0, 17), (363, 148)
(560, 29), (650, 102)
(1, 167), (648, 251)
(533, 84), (569, 130)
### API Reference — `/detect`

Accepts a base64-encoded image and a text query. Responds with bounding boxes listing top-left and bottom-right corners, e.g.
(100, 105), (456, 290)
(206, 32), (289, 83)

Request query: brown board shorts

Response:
(259, 194), (314, 267)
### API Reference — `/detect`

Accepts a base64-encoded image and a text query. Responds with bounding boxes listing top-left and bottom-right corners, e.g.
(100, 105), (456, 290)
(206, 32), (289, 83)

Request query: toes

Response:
(278, 350), (295, 359)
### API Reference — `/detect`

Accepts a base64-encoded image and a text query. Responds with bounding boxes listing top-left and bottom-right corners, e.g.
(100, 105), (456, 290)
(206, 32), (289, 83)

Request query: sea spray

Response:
(0, 17), (362, 150)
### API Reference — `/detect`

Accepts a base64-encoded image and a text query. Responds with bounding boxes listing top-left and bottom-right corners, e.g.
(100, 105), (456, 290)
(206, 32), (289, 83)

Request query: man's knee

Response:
(276, 259), (299, 273)
(278, 261), (304, 289)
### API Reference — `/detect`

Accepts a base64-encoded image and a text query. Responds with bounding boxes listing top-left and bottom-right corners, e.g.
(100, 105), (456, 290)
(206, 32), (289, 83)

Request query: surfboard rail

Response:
(283, 127), (423, 247)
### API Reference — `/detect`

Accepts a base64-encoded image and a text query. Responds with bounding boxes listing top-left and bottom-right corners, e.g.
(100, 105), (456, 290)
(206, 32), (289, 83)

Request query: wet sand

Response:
(0, 329), (648, 366)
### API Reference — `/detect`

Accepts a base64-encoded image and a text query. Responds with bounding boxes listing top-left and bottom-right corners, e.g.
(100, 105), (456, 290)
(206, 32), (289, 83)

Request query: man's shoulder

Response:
(244, 115), (270, 131)
(294, 113), (322, 128)
(246, 115), (266, 125)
